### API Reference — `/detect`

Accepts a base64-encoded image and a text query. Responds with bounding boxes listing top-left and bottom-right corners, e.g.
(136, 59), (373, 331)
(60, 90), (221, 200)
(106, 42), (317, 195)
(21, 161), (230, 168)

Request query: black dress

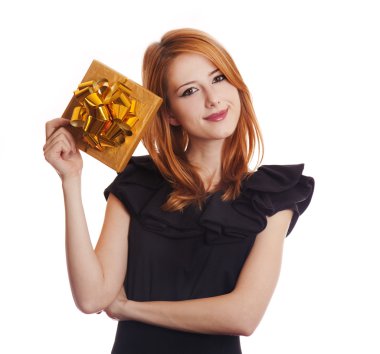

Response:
(104, 155), (314, 354)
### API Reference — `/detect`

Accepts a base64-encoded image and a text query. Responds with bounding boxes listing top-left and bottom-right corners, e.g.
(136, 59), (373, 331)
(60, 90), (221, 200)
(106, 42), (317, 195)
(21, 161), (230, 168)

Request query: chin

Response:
(211, 132), (236, 142)
(218, 126), (238, 139)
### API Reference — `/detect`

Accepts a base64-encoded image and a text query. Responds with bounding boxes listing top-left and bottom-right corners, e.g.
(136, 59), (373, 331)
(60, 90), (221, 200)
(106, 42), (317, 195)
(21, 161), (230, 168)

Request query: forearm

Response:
(62, 177), (106, 313)
(44, 119), (127, 313)
(116, 292), (257, 336)
(106, 212), (290, 335)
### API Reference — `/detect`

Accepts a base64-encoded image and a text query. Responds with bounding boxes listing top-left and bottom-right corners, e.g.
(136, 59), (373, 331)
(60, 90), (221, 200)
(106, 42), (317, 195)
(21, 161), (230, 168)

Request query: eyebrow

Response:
(175, 68), (221, 92)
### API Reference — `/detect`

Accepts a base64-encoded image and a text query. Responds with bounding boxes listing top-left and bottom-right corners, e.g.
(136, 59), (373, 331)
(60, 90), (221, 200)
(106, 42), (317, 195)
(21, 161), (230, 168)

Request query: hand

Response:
(104, 286), (129, 321)
(43, 118), (83, 180)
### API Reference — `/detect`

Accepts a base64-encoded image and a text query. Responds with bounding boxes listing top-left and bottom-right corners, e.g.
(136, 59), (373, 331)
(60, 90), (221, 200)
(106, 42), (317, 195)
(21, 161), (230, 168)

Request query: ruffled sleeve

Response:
(104, 158), (314, 242)
(233, 164), (315, 236)
(104, 155), (165, 216)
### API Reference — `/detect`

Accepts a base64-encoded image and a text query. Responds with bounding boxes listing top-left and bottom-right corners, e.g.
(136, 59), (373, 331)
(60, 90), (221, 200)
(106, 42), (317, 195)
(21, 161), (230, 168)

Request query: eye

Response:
(181, 87), (198, 97)
(212, 74), (226, 83)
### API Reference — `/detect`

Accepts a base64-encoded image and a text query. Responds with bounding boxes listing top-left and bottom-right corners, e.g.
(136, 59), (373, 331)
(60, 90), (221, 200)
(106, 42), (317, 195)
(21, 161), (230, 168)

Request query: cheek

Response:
(234, 91), (241, 113)
(225, 86), (241, 113)
(221, 84), (239, 101)
(232, 89), (240, 104)
(171, 104), (188, 121)
(171, 99), (200, 120)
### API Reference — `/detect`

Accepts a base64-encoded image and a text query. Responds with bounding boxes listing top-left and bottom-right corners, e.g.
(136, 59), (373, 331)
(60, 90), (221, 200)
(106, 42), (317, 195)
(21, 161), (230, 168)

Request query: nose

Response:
(204, 87), (220, 108)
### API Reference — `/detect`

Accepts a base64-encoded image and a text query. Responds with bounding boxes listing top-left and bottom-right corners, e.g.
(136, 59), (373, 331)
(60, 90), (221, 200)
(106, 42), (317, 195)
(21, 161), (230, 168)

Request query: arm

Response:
(105, 209), (292, 336)
(44, 118), (130, 314)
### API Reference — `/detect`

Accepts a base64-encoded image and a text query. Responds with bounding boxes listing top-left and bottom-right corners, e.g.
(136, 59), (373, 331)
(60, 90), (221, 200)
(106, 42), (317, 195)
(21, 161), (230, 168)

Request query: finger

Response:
(45, 118), (70, 140)
(44, 137), (74, 163)
(104, 311), (117, 320)
(44, 133), (73, 157)
(44, 126), (77, 152)
(45, 127), (75, 151)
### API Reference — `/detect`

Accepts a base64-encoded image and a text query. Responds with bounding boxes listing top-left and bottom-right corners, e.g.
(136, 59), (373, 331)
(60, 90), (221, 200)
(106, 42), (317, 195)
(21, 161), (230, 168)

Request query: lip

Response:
(204, 108), (228, 122)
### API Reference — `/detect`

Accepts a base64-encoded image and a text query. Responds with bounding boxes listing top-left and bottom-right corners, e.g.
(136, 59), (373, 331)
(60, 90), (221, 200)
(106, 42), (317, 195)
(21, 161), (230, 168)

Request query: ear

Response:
(165, 110), (182, 127)
(167, 116), (181, 127)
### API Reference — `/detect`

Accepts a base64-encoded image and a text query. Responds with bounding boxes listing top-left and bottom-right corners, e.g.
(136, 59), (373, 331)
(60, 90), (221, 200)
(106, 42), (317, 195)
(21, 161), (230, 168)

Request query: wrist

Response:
(108, 298), (132, 321)
(124, 300), (138, 321)
(61, 173), (82, 189)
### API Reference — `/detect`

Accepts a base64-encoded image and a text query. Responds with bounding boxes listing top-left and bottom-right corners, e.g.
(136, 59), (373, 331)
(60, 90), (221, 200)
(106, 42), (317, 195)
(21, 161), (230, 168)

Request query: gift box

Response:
(62, 60), (162, 172)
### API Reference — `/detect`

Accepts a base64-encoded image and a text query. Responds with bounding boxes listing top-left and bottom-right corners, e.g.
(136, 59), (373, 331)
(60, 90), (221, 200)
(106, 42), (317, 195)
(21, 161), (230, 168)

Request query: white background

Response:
(1, 0), (379, 353)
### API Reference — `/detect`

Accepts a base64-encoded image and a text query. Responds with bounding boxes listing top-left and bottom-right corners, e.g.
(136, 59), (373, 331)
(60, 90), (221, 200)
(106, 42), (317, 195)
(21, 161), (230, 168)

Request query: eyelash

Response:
(180, 74), (226, 97)
(212, 74), (226, 84)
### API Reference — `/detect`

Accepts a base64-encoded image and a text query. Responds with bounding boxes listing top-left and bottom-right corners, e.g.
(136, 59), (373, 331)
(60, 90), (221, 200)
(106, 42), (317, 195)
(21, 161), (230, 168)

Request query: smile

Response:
(204, 108), (228, 122)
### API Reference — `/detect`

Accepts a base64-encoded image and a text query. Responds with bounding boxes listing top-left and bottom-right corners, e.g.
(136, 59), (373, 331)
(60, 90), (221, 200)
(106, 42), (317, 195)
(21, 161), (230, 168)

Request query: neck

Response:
(186, 139), (224, 192)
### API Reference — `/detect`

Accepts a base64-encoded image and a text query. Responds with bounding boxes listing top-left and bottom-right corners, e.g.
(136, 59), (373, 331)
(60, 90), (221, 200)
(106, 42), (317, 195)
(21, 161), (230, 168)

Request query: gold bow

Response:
(70, 79), (139, 151)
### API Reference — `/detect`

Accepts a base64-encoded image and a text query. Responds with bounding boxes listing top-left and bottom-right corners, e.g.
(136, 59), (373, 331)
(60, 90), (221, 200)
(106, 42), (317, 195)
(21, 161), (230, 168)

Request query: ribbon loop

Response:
(70, 79), (139, 151)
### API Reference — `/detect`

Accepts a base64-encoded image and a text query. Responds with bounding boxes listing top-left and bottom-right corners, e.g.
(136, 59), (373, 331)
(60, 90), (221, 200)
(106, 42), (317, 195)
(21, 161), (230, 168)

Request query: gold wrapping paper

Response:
(62, 60), (162, 172)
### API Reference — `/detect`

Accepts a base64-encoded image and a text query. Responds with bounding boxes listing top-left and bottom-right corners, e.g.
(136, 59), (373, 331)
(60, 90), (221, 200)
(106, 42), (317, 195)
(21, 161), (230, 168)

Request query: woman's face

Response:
(165, 53), (241, 144)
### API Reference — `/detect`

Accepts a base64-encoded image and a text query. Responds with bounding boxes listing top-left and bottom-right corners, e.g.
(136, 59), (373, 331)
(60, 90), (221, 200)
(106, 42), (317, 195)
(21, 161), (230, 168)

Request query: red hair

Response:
(142, 28), (264, 211)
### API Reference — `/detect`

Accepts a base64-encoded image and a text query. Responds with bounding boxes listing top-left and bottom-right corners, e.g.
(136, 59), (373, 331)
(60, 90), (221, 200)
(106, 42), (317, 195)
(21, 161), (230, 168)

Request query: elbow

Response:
(223, 312), (259, 336)
(71, 287), (116, 314)
(78, 304), (100, 315)
(76, 301), (100, 315)
(228, 301), (262, 336)
(227, 292), (266, 336)
(223, 319), (256, 337)
(74, 297), (104, 315)
(239, 324), (257, 337)
(234, 319), (258, 337)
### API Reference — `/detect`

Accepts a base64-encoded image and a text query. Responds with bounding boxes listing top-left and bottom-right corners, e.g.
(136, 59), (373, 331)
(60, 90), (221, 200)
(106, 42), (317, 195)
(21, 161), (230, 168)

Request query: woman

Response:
(44, 28), (314, 354)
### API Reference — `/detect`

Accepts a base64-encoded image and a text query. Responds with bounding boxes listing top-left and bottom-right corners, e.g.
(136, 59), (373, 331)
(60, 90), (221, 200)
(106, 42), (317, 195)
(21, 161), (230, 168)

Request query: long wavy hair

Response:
(141, 28), (264, 211)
